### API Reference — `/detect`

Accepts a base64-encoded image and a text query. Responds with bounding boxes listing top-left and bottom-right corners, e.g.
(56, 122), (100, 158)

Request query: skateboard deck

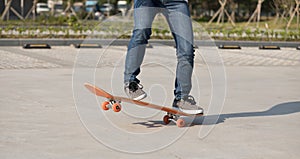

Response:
(84, 83), (203, 127)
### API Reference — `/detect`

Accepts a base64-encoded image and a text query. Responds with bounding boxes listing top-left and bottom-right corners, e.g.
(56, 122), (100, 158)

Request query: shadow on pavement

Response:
(133, 101), (300, 128)
(133, 120), (166, 128)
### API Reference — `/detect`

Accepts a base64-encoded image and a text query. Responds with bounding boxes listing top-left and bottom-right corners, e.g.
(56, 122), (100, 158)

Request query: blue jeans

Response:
(124, 0), (194, 99)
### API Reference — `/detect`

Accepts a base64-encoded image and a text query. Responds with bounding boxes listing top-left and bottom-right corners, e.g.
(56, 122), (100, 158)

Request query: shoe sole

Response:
(173, 107), (204, 115)
(133, 93), (147, 101)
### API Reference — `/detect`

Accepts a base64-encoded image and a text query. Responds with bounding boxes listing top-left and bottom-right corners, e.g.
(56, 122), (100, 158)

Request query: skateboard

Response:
(84, 83), (203, 127)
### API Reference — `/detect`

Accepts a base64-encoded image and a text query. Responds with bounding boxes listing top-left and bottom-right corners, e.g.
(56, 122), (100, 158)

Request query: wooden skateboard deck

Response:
(84, 83), (203, 127)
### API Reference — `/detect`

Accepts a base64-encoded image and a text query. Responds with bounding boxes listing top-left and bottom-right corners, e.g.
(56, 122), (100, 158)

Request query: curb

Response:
(0, 39), (299, 48)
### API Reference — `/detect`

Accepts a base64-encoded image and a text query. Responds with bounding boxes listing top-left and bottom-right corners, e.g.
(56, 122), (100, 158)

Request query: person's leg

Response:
(163, 0), (194, 99)
(124, 0), (163, 100)
(162, 1), (203, 114)
(124, 0), (161, 84)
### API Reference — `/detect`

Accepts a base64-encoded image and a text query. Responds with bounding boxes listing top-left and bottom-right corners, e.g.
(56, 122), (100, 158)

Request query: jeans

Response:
(124, 0), (194, 99)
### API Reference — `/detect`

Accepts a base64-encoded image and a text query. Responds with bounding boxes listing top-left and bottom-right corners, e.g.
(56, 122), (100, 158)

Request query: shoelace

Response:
(128, 82), (143, 92)
(184, 95), (197, 105)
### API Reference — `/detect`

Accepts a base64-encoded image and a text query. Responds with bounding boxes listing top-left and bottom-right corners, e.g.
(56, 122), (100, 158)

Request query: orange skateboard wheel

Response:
(101, 101), (110, 111)
(163, 115), (170, 124)
(176, 118), (185, 127)
(112, 103), (122, 112)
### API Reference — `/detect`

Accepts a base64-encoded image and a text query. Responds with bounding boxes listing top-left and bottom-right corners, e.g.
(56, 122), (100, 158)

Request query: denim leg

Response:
(124, 0), (194, 99)
(124, 0), (161, 83)
(163, 1), (194, 99)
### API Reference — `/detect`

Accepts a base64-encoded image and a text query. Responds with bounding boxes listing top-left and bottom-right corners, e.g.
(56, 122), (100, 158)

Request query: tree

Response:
(208, 0), (236, 26)
(246, 0), (264, 28)
(271, 0), (296, 24)
(228, 0), (238, 22)
(286, 0), (300, 29)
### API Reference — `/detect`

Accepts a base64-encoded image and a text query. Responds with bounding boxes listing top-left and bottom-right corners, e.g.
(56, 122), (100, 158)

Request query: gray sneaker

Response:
(124, 81), (147, 100)
(173, 96), (204, 114)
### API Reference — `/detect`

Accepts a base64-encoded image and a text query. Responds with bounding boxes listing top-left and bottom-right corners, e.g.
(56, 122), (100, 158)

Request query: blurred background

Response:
(0, 0), (299, 41)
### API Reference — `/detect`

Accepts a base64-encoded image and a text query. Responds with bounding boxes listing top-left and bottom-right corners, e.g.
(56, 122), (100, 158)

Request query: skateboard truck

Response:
(101, 100), (122, 112)
(163, 113), (186, 127)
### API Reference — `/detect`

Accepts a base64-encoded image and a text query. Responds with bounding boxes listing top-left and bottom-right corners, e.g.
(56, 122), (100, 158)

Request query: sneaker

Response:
(124, 81), (147, 100)
(173, 95), (204, 114)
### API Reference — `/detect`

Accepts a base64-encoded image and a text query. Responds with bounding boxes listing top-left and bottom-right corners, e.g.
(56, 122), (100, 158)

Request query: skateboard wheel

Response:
(112, 103), (122, 112)
(101, 101), (110, 111)
(163, 115), (170, 125)
(176, 118), (185, 127)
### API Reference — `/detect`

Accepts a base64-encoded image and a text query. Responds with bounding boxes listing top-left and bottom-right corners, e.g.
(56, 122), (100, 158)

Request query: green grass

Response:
(0, 16), (299, 41)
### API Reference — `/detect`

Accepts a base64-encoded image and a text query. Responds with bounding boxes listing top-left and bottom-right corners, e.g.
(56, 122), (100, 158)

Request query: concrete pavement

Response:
(0, 46), (299, 158)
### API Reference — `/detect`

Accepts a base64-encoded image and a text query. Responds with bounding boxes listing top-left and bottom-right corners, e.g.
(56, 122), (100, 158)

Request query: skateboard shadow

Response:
(133, 120), (165, 128)
(133, 101), (300, 127)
